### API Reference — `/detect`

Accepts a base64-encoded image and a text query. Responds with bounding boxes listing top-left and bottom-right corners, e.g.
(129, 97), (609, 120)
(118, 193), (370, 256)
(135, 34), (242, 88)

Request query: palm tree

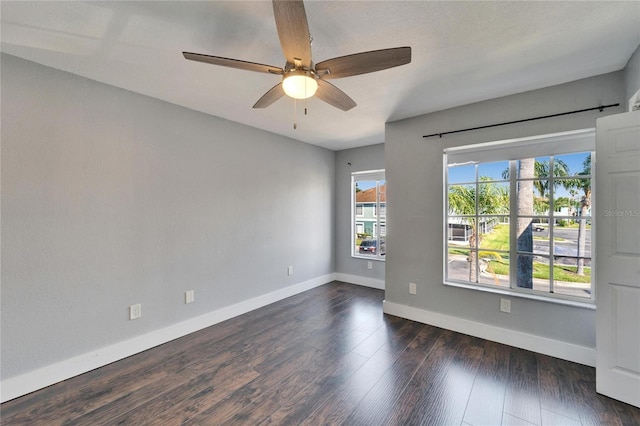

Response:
(448, 177), (508, 282)
(505, 158), (573, 288)
(516, 159), (535, 288)
(563, 154), (591, 275)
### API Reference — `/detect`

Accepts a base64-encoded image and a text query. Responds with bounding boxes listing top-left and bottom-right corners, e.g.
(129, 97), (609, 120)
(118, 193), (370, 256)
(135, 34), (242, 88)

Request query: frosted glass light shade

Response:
(282, 70), (317, 99)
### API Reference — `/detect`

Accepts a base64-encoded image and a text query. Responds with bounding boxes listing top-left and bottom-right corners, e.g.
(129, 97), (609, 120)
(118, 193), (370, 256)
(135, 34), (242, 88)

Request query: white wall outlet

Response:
(500, 298), (511, 313)
(287, 265), (293, 276)
(185, 290), (195, 304)
(129, 303), (142, 320)
(367, 261), (373, 270)
(409, 282), (417, 295)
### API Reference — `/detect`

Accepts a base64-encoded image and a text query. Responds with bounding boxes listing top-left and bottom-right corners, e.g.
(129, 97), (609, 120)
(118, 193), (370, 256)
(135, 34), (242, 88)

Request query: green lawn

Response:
(480, 224), (509, 251)
(449, 223), (591, 283)
(487, 260), (591, 283)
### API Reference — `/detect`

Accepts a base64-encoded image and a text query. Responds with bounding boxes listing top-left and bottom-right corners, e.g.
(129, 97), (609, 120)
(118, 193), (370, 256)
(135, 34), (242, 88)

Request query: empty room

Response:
(1, 1), (640, 424)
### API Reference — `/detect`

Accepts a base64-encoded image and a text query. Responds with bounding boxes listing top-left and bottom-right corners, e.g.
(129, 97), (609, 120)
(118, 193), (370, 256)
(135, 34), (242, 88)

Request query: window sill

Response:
(352, 255), (386, 262)
(443, 280), (596, 310)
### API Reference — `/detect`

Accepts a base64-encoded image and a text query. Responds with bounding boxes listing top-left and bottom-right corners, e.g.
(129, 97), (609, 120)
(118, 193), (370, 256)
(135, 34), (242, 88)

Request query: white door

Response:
(595, 110), (640, 408)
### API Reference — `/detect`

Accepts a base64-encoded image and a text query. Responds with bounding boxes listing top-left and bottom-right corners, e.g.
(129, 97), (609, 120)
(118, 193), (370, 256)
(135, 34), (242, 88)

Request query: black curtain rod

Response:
(422, 103), (620, 139)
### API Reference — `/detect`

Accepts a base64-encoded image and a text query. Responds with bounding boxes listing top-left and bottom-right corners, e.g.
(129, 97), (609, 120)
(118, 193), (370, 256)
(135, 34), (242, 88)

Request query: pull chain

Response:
(293, 98), (297, 130)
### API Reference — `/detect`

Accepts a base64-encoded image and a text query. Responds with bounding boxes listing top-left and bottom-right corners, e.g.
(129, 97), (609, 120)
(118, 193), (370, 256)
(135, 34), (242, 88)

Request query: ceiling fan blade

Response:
(315, 79), (357, 111)
(183, 52), (283, 74)
(253, 83), (285, 108)
(315, 47), (411, 80)
(272, 0), (312, 67)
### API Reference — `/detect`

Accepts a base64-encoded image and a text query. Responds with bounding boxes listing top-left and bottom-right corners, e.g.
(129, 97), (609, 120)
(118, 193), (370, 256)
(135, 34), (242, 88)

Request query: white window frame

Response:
(443, 129), (596, 308)
(352, 170), (386, 260)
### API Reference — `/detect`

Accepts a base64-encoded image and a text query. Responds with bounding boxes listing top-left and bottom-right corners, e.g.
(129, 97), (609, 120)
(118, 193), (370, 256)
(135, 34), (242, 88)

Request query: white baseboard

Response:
(335, 273), (385, 290)
(0, 274), (334, 403)
(383, 300), (596, 367)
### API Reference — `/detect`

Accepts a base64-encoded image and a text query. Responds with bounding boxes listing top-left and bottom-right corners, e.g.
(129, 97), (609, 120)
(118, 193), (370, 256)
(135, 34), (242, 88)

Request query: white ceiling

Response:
(2, 1), (639, 151)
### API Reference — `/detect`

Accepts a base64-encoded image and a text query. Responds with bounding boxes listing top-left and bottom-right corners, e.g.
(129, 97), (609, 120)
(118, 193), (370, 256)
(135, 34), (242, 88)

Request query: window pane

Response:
(554, 152), (591, 177)
(448, 184), (476, 215)
(353, 175), (386, 260)
(514, 253), (550, 291)
(553, 218), (591, 261)
(477, 218), (509, 288)
(479, 220), (509, 251)
(553, 178), (591, 218)
(448, 164), (475, 184)
(517, 179), (549, 215)
(553, 194), (577, 217)
(447, 218), (475, 244)
(552, 256), (592, 299)
(478, 182), (509, 214)
(357, 238), (377, 256)
(447, 246), (471, 282)
(516, 217), (546, 255)
(478, 160), (510, 181)
(479, 255), (509, 288)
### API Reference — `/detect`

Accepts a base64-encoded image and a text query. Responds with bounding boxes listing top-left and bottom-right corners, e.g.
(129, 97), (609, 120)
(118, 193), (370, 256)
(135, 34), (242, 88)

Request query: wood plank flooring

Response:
(2, 281), (639, 425)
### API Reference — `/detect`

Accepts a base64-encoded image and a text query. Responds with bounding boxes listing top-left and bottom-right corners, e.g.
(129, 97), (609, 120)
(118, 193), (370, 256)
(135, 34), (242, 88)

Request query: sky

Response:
(448, 152), (591, 198)
(354, 180), (384, 191)
(353, 151), (591, 198)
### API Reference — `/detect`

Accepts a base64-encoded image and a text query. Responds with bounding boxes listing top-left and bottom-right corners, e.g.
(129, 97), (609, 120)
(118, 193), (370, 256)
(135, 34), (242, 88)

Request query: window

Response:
(352, 170), (386, 259)
(444, 129), (594, 304)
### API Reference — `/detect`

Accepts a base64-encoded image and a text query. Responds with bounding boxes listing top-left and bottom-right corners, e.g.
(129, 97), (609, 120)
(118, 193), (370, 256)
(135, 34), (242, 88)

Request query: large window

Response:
(444, 130), (594, 304)
(352, 170), (386, 259)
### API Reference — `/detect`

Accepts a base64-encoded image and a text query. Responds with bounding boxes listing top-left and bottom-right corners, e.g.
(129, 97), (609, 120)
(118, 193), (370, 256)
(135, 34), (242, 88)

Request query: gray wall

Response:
(625, 44), (640, 109)
(335, 144), (385, 283)
(385, 71), (625, 349)
(1, 54), (335, 380)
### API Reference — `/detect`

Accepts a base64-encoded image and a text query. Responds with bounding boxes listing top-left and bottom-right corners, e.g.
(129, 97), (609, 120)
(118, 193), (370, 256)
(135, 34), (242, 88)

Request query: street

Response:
(532, 226), (591, 265)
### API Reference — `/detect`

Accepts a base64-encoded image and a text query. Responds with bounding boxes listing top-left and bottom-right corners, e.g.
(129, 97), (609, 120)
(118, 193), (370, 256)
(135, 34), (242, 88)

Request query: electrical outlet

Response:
(409, 282), (417, 295)
(185, 290), (195, 304)
(367, 261), (373, 270)
(287, 265), (293, 276)
(500, 298), (511, 313)
(129, 303), (142, 320)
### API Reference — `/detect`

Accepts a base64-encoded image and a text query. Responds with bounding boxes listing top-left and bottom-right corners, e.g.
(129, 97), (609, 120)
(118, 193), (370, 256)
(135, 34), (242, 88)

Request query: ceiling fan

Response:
(183, 0), (411, 112)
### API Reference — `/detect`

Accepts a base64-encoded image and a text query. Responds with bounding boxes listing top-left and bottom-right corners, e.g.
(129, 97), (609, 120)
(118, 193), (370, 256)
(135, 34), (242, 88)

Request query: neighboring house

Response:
(447, 217), (497, 242)
(355, 185), (386, 238)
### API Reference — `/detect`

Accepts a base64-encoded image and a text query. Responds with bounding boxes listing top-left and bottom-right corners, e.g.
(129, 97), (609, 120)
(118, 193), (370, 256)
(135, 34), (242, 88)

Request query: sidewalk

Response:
(447, 256), (591, 299)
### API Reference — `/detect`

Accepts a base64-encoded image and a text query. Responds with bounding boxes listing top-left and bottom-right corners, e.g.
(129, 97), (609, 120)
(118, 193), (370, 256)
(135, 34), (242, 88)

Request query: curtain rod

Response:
(422, 103), (620, 139)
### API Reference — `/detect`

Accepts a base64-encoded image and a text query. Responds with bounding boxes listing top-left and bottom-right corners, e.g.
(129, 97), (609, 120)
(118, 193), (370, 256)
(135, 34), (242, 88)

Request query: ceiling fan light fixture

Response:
(282, 69), (317, 99)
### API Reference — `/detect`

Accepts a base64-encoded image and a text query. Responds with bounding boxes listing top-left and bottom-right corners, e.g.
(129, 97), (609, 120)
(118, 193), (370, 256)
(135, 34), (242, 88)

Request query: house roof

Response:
(356, 185), (386, 203)
(1, 1), (638, 150)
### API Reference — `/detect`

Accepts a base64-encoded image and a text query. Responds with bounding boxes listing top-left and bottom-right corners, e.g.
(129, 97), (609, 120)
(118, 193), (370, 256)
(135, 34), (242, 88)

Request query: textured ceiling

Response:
(2, 1), (639, 150)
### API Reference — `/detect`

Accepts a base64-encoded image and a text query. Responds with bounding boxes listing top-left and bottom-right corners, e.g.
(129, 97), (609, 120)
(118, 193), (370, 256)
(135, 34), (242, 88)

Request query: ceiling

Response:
(1, 1), (639, 151)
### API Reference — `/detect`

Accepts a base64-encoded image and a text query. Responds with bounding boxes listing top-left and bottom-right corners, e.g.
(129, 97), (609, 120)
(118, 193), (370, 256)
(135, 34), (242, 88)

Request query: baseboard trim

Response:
(0, 274), (334, 403)
(334, 273), (385, 290)
(383, 300), (595, 367)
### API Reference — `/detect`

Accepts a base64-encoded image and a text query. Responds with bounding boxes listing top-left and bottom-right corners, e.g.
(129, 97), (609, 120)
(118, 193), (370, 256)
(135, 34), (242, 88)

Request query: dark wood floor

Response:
(2, 281), (639, 425)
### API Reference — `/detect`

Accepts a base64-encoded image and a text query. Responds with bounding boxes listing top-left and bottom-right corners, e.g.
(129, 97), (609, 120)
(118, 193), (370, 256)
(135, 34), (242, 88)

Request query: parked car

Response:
(359, 239), (377, 254)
